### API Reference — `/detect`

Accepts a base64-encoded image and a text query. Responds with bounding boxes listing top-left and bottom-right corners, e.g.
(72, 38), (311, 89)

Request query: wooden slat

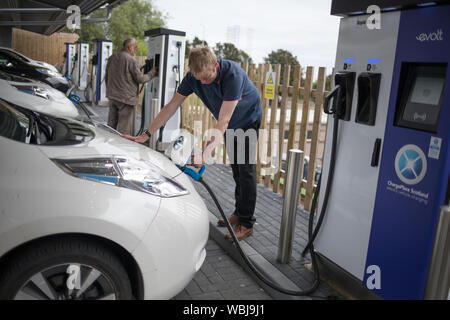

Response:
(249, 64), (256, 86)
(243, 62), (249, 74)
(266, 64), (281, 188)
(304, 67), (326, 211)
(273, 65), (291, 194)
(194, 103), (203, 150)
(261, 64), (272, 131)
(284, 65), (302, 174)
(188, 95), (194, 133)
(256, 64), (266, 182)
(210, 116), (217, 159)
(181, 59), (190, 131)
(222, 110), (227, 164)
(260, 64), (272, 185)
(298, 66), (314, 151)
(202, 101), (209, 150)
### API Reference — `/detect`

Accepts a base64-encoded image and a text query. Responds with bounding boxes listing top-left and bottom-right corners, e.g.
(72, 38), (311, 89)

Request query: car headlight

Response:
(36, 67), (59, 77)
(52, 156), (188, 198)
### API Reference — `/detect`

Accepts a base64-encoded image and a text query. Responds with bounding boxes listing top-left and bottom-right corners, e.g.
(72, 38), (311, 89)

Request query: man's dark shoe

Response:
(225, 224), (253, 241)
(217, 213), (238, 227)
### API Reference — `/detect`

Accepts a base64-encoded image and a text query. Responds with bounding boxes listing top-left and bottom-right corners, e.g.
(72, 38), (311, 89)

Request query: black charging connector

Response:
(356, 72), (381, 126)
(334, 71), (356, 120)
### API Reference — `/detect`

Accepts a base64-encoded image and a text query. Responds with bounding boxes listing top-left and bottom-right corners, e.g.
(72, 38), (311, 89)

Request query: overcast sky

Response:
(152, 0), (341, 72)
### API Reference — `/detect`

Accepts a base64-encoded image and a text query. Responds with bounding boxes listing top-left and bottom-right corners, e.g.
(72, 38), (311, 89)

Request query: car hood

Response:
(38, 122), (182, 178)
(35, 61), (60, 74)
(0, 78), (79, 118)
(27, 60), (61, 74)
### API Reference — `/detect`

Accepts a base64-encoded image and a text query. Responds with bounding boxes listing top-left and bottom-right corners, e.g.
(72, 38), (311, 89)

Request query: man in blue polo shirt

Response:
(123, 46), (262, 241)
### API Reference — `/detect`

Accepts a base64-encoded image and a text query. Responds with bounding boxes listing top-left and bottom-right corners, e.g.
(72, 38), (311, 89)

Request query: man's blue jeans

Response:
(224, 117), (261, 229)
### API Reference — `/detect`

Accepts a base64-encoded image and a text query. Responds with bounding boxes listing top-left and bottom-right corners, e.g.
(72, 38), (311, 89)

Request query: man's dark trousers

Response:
(224, 118), (261, 229)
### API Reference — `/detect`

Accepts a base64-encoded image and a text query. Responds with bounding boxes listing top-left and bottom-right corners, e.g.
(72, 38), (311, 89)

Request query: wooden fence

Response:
(12, 28), (79, 69)
(181, 61), (332, 211)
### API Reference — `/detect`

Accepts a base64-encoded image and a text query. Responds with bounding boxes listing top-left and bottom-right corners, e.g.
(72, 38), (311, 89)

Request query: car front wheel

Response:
(0, 236), (133, 300)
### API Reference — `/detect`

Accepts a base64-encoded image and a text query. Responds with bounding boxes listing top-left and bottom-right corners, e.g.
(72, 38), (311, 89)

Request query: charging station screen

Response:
(409, 77), (444, 106)
(395, 63), (447, 132)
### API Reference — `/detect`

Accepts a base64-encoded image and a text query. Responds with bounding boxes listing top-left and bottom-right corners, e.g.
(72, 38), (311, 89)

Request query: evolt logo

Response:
(416, 29), (444, 42)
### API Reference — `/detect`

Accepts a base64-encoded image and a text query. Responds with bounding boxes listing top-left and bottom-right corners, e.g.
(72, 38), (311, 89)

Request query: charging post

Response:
(314, 0), (450, 299)
(141, 28), (186, 150)
(91, 39), (113, 106)
(73, 42), (89, 91)
(63, 42), (76, 80)
(68, 41), (89, 101)
(278, 149), (304, 264)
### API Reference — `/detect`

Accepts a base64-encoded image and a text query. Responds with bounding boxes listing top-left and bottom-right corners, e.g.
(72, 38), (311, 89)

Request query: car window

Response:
(0, 53), (15, 68)
(2, 49), (29, 63)
(0, 99), (29, 141)
(0, 98), (94, 145)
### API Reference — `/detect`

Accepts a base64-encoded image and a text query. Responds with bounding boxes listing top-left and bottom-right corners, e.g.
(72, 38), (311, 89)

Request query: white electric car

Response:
(0, 47), (61, 75)
(0, 47), (69, 93)
(0, 94), (209, 300)
(0, 71), (79, 119)
(0, 71), (101, 124)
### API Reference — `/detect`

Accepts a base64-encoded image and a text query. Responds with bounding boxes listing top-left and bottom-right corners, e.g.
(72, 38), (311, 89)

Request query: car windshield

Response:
(0, 98), (94, 146)
(1, 49), (29, 63)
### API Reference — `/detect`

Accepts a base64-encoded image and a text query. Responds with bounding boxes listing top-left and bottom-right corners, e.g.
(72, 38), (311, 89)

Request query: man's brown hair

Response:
(188, 46), (217, 76)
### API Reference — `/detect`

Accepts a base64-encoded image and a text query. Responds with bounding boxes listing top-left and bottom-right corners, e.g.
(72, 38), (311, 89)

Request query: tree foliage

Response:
(213, 42), (253, 65)
(185, 37), (209, 59)
(74, 0), (165, 53)
(264, 49), (299, 66)
(264, 49), (300, 85)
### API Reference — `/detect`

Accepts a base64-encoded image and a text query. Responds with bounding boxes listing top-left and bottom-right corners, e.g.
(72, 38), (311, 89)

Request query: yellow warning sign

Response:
(267, 73), (274, 84)
(264, 72), (276, 99)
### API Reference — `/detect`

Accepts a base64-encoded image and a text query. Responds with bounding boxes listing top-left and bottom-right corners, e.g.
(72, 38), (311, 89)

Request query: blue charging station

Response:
(92, 39), (113, 105)
(365, 5), (450, 299)
(316, 1), (450, 299)
(63, 43), (75, 80)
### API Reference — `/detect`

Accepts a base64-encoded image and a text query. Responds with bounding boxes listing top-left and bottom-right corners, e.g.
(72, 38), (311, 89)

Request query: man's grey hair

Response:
(123, 38), (137, 48)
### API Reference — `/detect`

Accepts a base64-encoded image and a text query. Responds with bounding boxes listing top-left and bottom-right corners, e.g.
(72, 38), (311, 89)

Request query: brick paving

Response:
(174, 239), (271, 300)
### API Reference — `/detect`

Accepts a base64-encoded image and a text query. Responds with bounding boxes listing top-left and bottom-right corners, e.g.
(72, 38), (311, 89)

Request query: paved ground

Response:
(174, 239), (271, 300)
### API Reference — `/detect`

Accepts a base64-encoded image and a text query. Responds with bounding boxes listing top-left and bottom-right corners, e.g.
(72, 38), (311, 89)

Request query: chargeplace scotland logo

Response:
(395, 144), (427, 185)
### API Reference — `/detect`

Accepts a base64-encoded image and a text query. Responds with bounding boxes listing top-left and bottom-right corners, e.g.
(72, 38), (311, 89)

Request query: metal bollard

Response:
(277, 149), (304, 264)
(424, 205), (450, 300)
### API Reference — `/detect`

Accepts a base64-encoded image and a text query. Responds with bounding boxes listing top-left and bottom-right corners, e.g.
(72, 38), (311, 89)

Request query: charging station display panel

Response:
(395, 63), (447, 132)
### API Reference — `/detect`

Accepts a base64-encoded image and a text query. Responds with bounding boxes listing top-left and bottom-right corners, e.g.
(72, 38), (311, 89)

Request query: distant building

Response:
(226, 25), (255, 57)
(226, 25), (240, 47)
(245, 28), (254, 57)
